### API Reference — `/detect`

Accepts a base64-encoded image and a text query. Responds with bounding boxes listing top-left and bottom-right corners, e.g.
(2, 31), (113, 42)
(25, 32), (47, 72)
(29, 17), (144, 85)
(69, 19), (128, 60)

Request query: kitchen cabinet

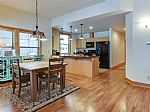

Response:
(76, 37), (109, 49)
(76, 39), (86, 48)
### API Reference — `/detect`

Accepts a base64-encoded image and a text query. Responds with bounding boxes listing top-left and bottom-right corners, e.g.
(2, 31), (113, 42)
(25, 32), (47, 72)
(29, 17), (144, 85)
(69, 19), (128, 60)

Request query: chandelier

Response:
(30, 0), (47, 41)
(79, 24), (84, 39)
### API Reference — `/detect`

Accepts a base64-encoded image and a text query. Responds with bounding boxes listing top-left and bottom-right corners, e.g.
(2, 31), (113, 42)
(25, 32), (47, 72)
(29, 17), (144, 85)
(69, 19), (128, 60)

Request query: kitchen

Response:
(52, 21), (126, 75)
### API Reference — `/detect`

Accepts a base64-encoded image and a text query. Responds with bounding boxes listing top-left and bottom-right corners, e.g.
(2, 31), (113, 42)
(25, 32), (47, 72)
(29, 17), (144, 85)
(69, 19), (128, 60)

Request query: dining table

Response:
(19, 61), (67, 102)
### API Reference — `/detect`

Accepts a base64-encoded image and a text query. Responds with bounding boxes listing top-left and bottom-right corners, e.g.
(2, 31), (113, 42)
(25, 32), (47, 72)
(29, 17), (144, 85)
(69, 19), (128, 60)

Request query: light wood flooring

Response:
(0, 67), (150, 112)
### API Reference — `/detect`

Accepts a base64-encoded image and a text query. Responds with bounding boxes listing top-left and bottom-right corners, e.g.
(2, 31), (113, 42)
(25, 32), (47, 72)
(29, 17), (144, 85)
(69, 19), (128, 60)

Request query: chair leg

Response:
(60, 80), (63, 93)
(36, 75), (38, 90)
(38, 79), (42, 93)
(18, 83), (21, 98)
(48, 76), (50, 99)
(52, 82), (55, 89)
(12, 81), (16, 94)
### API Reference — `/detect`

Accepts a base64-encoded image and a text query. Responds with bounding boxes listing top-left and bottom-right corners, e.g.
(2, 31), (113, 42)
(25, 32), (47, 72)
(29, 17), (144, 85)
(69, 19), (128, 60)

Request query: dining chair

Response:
(38, 57), (64, 99)
(11, 59), (30, 97)
(22, 56), (34, 63)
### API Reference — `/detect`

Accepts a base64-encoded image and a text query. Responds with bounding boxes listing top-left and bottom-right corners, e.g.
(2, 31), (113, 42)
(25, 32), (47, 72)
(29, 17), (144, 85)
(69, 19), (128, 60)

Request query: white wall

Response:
(126, 12), (133, 80)
(109, 28), (125, 67)
(0, 4), (52, 60)
(126, 0), (150, 84)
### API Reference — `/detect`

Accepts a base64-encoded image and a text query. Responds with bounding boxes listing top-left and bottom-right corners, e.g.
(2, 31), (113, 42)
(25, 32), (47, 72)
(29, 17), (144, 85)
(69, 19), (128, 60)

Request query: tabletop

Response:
(19, 61), (67, 71)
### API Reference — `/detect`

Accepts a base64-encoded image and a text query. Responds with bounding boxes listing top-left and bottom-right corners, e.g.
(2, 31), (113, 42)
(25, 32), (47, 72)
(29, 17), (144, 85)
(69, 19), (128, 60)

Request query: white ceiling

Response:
(0, 0), (105, 18)
(0, 0), (125, 34)
(54, 13), (126, 33)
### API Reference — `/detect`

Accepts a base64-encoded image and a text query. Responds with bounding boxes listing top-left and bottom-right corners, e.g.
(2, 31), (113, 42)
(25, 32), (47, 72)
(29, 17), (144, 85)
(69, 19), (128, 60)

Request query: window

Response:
(0, 29), (13, 56)
(19, 33), (39, 56)
(60, 34), (69, 54)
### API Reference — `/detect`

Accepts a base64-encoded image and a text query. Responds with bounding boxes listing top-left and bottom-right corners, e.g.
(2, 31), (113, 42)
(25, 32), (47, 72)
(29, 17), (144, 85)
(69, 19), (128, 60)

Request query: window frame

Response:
(0, 29), (13, 56)
(0, 25), (43, 56)
(0, 29), (13, 48)
(19, 32), (40, 56)
(60, 34), (69, 54)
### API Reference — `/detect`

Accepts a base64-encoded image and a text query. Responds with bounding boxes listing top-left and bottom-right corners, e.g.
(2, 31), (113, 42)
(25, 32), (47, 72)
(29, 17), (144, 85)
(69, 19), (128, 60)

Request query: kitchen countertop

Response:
(61, 54), (98, 58)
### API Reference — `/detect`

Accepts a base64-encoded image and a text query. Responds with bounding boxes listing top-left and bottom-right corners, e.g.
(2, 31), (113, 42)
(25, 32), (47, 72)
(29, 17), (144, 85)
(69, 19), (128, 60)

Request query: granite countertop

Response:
(61, 54), (98, 58)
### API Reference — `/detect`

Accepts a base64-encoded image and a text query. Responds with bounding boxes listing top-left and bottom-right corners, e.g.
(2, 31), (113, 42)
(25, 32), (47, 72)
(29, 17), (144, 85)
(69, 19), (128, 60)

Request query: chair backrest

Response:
(11, 59), (21, 79)
(48, 57), (64, 76)
(50, 55), (61, 58)
(22, 56), (34, 63)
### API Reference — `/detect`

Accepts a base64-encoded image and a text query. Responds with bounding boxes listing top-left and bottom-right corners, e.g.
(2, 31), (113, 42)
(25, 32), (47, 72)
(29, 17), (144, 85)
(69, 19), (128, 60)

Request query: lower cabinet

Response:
(0, 55), (43, 83)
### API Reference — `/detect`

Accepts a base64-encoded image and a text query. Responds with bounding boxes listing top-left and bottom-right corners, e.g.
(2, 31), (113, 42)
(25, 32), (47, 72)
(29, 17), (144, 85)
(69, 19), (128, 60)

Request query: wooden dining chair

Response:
(38, 57), (64, 99)
(11, 59), (30, 98)
(22, 56), (34, 63)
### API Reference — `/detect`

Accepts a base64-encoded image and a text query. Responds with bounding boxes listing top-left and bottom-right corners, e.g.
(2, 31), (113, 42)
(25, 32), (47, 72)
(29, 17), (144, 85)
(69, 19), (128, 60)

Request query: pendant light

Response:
(30, 0), (47, 41)
(79, 24), (84, 39)
(60, 28), (64, 40)
(69, 26), (73, 40)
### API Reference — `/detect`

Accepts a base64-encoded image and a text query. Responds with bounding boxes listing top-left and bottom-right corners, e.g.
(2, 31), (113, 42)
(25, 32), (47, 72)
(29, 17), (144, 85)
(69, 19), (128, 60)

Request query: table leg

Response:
(62, 66), (66, 89)
(30, 70), (37, 102)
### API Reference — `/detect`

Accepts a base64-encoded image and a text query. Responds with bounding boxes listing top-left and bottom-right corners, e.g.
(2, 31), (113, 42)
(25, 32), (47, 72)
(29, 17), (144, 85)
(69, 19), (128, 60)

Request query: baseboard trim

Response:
(110, 62), (125, 70)
(125, 77), (150, 88)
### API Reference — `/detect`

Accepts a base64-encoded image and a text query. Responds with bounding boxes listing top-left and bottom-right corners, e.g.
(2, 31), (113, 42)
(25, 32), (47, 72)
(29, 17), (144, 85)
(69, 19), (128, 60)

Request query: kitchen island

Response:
(62, 55), (99, 77)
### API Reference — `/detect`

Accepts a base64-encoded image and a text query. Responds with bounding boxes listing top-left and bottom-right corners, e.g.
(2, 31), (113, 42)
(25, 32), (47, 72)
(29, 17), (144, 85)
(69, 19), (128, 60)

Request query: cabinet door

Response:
(76, 39), (86, 48)
(76, 39), (81, 48)
(87, 38), (94, 42)
(81, 39), (86, 48)
(0, 57), (22, 82)
(0, 59), (8, 82)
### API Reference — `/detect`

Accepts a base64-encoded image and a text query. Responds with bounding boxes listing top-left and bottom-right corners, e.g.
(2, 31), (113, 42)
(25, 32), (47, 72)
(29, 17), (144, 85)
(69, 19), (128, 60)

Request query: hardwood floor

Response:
(0, 67), (150, 112)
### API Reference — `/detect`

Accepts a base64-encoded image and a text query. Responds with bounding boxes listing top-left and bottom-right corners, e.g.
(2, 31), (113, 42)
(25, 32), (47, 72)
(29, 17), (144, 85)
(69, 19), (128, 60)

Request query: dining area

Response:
(12, 57), (67, 101)
(0, 56), (79, 111)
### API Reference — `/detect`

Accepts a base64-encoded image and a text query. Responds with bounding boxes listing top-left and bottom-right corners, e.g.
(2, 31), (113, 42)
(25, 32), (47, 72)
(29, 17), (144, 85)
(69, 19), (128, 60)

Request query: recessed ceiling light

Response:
(124, 28), (126, 30)
(89, 26), (93, 30)
(75, 29), (78, 32)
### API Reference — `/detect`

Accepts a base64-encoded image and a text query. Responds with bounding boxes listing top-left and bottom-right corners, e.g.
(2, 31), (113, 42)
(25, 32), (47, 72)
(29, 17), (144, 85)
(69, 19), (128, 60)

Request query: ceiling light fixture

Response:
(30, 0), (47, 41)
(69, 26), (73, 40)
(89, 26), (93, 30)
(75, 29), (78, 32)
(79, 24), (84, 39)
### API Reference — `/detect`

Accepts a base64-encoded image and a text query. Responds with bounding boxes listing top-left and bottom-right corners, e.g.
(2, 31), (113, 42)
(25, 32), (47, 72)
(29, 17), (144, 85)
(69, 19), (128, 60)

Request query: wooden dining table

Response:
(19, 61), (67, 102)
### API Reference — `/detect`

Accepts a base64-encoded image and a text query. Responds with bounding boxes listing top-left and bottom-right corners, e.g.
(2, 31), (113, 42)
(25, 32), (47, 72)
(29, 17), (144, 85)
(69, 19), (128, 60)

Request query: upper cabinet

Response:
(94, 31), (109, 38)
(76, 30), (109, 49)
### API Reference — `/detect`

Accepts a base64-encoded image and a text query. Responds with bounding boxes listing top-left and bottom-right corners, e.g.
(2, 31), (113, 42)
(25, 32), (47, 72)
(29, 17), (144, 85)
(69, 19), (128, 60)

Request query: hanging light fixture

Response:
(30, 0), (47, 41)
(79, 24), (84, 39)
(60, 28), (64, 40)
(69, 26), (73, 40)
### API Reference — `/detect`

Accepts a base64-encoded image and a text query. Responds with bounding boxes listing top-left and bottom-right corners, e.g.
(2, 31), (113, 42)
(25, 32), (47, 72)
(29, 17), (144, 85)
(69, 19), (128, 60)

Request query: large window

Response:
(19, 33), (39, 56)
(0, 29), (13, 56)
(60, 34), (69, 54)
